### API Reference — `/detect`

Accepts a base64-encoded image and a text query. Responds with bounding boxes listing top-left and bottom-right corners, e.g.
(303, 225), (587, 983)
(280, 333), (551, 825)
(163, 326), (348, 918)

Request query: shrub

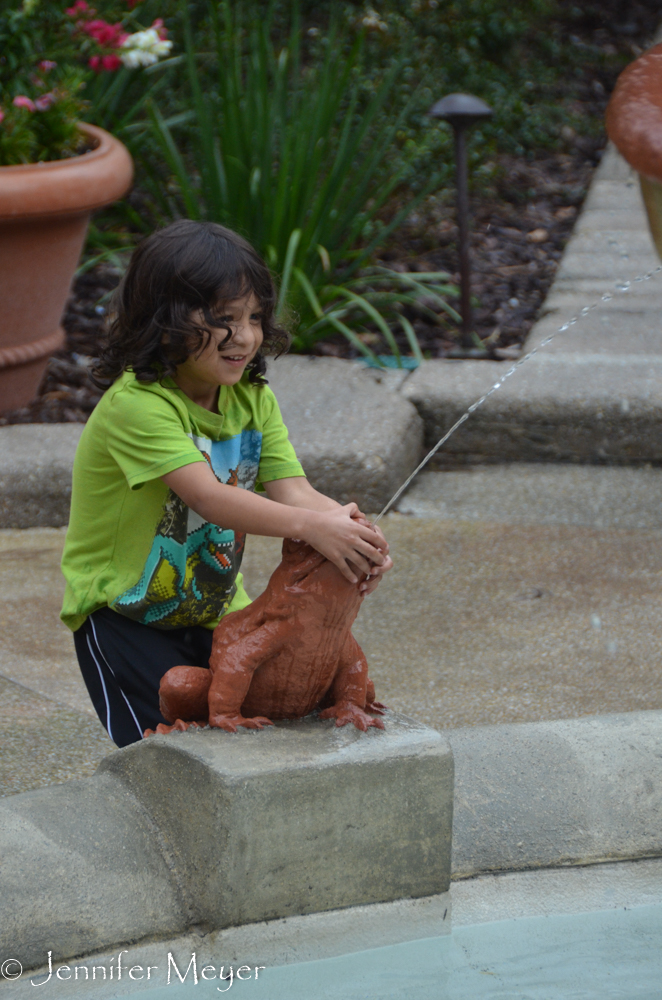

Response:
(0, 0), (174, 164)
(141, 1), (457, 361)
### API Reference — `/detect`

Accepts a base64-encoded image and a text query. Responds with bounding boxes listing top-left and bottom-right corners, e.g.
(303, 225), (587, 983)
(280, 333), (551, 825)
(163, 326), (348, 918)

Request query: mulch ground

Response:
(316, 151), (597, 362)
(1, 0), (659, 425)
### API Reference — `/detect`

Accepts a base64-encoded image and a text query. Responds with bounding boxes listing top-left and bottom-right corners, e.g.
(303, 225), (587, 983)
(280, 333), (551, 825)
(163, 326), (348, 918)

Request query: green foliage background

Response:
(10, 0), (629, 356)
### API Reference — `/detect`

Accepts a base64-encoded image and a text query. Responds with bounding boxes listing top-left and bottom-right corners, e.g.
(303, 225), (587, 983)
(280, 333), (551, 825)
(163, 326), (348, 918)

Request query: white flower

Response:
(361, 8), (388, 32)
(120, 28), (173, 69)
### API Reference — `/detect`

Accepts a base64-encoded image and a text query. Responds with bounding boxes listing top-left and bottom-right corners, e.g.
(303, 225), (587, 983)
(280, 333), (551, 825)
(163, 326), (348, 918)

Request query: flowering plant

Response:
(0, 0), (173, 165)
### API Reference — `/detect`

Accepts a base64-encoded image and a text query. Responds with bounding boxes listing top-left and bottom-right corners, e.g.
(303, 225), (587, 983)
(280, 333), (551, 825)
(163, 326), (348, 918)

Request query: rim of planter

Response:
(606, 43), (662, 184)
(0, 122), (134, 221)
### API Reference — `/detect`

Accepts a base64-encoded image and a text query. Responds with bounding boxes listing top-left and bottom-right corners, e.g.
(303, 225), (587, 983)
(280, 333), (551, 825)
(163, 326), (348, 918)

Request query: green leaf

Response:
(326, 285), (402, 364)
(398, 315), (425, 364)
(276, 229), (302, 319)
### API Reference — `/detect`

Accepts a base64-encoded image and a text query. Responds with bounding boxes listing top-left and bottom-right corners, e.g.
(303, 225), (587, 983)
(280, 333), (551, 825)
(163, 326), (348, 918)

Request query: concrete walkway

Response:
(3, 462), (662, 797)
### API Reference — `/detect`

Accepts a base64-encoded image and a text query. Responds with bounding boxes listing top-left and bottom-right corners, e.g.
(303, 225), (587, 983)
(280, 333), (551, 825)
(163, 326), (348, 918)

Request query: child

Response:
(60, 220), (392, 747)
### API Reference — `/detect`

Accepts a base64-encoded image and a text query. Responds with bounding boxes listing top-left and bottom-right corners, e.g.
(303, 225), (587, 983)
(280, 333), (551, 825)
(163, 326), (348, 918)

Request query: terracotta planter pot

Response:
(606, 44), (662, 260)
(0, 123), (133, 415)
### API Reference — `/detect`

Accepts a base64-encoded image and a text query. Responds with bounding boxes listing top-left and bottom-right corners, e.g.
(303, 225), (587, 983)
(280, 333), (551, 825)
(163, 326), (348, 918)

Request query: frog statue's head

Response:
(279, 538), (366, 608)
(280, 537), (328, 578)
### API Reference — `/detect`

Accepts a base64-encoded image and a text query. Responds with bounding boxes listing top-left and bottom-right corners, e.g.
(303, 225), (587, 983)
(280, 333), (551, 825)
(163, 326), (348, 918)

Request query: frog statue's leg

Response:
(144, 665), (212, 737)
(207, 619), (289, 733)
(319, 634), (386, 731)
(365, 677), (388, 716)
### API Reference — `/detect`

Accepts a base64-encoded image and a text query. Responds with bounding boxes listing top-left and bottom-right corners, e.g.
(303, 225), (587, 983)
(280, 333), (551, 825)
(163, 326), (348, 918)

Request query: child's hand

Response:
(349, 519), (393, 594)
(302, 503), (389, 584)
(357, 522), (393, 595)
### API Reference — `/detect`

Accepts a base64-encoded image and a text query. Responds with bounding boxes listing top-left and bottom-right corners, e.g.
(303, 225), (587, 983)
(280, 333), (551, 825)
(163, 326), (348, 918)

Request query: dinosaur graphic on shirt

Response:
(112, 430), (259, 628)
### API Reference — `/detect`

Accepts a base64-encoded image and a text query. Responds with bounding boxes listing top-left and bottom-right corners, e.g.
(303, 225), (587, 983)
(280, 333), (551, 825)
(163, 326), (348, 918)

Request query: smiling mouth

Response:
(220, 354), (248, 364)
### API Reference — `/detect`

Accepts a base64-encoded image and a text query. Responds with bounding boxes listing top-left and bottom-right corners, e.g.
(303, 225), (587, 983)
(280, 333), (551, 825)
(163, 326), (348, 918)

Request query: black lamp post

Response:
(429, 93), (493, 351)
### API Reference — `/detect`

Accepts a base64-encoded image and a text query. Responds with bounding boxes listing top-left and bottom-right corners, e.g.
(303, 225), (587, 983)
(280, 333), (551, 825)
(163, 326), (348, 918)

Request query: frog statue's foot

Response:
(365, 699), (387, 716)
(144, 719), (206, 738)
(208, 713), (275, 734)
(319, 702), (386, 731)
(364, 679), (387, 716)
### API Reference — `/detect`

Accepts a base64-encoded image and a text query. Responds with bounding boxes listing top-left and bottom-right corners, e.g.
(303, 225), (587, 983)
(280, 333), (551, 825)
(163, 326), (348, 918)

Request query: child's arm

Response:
(263, 476), (393, 594)
(161, 462), (387, 584)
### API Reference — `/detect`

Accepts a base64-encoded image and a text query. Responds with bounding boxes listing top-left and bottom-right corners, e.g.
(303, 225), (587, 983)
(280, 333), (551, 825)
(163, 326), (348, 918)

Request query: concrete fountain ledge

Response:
(0, 713), (452, 973)
(2, 708), (662, 975)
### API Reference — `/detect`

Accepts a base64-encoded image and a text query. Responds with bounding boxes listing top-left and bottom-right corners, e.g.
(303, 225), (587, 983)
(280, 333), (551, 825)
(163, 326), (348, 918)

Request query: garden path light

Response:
(429, 93), (493, 351)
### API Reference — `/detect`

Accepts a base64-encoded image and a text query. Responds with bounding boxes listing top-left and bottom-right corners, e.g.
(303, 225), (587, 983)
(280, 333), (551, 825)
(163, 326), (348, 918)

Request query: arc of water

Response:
(374, 264), (662, 525)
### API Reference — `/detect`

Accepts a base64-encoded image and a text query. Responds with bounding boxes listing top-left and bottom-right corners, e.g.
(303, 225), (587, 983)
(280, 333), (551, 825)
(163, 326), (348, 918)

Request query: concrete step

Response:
(397, 464), (662, 528)
(401, 353), (662, 464)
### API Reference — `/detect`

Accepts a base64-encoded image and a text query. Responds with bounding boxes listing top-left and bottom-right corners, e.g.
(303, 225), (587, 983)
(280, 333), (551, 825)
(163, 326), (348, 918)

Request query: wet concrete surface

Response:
(0, 528), (117, 797)
(359, 516), (662, 730)
(2, 464), (662, 794)
(398, 464), (662, 529)
(0, 674), (113, 798)
(0, 527), (94, 714)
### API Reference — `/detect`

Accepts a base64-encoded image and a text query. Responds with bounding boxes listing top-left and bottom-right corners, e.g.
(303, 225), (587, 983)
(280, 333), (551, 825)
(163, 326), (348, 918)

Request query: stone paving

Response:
(3, 462), (662, 796)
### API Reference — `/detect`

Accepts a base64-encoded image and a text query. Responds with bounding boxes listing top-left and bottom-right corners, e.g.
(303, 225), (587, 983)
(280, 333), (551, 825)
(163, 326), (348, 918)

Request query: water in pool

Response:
(128, 902), (662, 1000)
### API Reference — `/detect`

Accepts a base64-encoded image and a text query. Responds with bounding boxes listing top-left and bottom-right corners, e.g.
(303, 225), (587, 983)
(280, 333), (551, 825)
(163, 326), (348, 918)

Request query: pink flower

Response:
(13, 96), (36, 112)
(38, 60), (57, 72)
(81, 18), (126, 47)
(151, 17), (168, 39)
(89, 53), (122, 72)
(126, 0), (143, 6)
(35, 92), (57, 111)
(65, 0), (88, 14)
(101, 53), (122, 71)
(0, 109), (4, 125)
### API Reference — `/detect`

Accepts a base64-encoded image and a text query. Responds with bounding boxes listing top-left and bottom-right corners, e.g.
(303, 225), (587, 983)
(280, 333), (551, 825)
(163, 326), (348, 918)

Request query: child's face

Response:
(180, 291), (264, 393)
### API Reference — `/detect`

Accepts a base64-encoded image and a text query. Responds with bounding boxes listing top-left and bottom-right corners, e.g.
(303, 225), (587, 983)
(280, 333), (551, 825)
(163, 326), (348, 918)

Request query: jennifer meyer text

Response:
(1, 951), (265, 990)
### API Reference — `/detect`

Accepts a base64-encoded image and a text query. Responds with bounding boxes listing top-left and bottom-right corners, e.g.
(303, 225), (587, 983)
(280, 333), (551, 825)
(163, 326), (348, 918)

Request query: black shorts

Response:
(74, 606), (214, 748)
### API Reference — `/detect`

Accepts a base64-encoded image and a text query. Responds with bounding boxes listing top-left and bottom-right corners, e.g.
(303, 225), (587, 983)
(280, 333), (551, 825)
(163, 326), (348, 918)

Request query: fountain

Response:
(3, 45), (662, 1000)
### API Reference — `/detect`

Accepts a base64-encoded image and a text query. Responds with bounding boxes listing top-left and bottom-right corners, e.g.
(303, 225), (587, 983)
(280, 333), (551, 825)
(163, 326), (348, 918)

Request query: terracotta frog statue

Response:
(145, 538), (386, 737)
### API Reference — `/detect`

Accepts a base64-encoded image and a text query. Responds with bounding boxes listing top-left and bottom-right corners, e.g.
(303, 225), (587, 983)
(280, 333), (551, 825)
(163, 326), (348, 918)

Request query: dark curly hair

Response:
(92, 220), (290, 388)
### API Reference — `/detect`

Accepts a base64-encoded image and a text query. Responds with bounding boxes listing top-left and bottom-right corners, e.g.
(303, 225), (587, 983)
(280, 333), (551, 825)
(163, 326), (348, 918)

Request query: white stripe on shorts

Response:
(89, 614), (144, 739)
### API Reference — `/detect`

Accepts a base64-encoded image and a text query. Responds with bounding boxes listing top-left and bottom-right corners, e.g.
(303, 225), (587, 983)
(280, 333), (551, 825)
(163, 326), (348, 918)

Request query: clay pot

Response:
(0, 123), (133, 415)
(606, 44), (662, 259)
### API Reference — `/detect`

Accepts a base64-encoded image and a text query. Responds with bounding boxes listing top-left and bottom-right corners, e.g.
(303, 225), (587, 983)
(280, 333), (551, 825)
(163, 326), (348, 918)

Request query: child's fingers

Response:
(370, 523), (389, 551)
(367, 554), (393, 577)
(331, 555), (360, 584)
(351, 534), (387, 565)
(328, 546), (377, 583)
(356, 522), (388, 552)
(345, 551), (376, 577)
(359, 556), (393, 594)
(342, 502), (364, 520)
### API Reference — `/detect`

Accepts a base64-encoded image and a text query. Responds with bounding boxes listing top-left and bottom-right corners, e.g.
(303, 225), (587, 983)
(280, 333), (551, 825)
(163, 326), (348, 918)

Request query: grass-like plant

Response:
(143, 1), (458, 363)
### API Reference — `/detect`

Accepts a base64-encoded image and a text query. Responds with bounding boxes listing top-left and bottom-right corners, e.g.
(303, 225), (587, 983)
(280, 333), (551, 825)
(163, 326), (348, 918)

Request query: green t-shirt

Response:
(60, 371), (304, 632)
